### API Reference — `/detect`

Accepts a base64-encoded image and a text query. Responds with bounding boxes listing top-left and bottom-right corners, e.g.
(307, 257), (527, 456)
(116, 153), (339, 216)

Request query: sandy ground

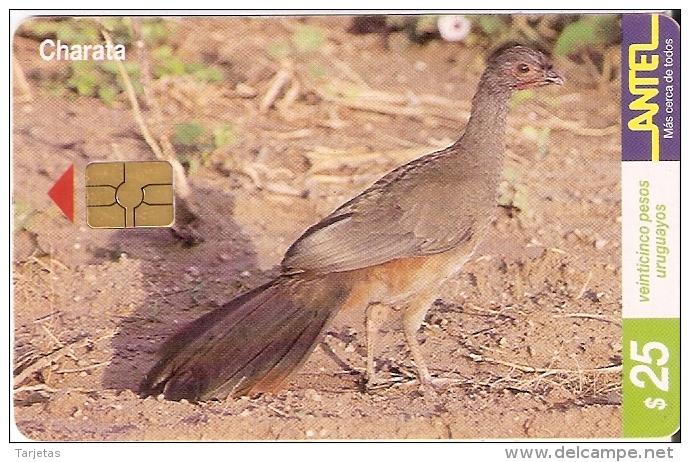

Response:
(12, 16), (622, 440)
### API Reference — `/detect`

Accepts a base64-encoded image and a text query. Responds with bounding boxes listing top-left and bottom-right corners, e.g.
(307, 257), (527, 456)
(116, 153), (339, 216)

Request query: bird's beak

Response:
(544, 69), (564, 86)
(515, 69), (564, 90)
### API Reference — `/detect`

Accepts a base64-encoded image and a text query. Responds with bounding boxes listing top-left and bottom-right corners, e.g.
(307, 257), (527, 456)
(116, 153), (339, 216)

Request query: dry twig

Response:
(102, 27), (202, 242)
(466, 352), (621, 375)
(554, 313), (622, 326)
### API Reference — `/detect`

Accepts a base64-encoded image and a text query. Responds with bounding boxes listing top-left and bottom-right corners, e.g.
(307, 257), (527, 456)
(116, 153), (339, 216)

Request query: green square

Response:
(623, 318), (680, 437)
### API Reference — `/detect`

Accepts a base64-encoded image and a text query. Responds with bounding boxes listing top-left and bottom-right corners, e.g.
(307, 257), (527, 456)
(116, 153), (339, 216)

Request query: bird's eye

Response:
(518, 64), (530, 73)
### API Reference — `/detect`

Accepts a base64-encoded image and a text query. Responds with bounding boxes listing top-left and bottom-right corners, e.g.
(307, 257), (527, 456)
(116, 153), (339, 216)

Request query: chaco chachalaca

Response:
(140, 45), (563, 401)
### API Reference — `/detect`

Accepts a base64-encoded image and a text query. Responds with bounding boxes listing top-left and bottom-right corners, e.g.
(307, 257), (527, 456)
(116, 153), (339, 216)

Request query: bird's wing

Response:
(282, 150), (484, 274)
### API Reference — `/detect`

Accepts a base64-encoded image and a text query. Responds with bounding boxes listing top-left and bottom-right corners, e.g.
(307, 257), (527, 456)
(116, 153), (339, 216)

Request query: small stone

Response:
(595, 239), (608, 249)
(304, 388), (322, 402)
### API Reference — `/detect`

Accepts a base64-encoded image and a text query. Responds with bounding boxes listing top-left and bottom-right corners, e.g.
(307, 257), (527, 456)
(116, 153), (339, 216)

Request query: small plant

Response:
(307, 63), (326, 79)
(498, 168), (530, 213)
(521, 125), (552, 157)
(509, 88), (535, 109)
(213, 124), (238, 149)
(186, 63), (224, 83)
(266, 24), (326, 59)
(20, 18), (145, 103)
(151, 45), (225, 82)
(266, 42), (292, 60)
(347, 14), (621, 62)
(152, 44), (186, 77)
(291, 25), (325, 52)
(173, 121), (207, 147)
(14, 200), (38, 234)
(173, 121), (238, 173)
(19, 18), (225, 103)
(553, 15), (619, 56)
(65, 60), (141, 104)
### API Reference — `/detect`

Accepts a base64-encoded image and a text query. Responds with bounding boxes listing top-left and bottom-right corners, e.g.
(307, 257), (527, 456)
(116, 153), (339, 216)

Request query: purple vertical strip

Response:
(659, 14), (680, 161)
(622, 14), (680, 162)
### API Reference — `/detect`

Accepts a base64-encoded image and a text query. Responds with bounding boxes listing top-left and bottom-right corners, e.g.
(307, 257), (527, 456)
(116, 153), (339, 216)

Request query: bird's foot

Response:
(361, 370), (414, 392)
(362, 371), (389, 392)
(416, 375), (454, 394)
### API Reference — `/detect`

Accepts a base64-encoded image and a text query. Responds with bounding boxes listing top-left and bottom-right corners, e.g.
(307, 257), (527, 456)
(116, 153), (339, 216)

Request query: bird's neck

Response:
(454, 81), (512, 158)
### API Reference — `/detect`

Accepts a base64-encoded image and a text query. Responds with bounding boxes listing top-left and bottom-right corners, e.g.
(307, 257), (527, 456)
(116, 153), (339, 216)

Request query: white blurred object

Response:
(437, 15), (472, 42)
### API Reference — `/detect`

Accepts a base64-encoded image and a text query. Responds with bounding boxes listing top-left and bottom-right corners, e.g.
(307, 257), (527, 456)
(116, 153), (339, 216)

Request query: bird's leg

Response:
(365, 302), (387, 387)
(402, 292), (449, 392)
(402, 304), (433, 389)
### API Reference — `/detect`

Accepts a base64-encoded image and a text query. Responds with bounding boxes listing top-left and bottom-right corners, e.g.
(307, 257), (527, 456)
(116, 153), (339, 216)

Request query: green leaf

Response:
(154, 59), (185, 78)
(267, 42), (292, 59)
(292, 25), (324, 53)
(152, 44), (174, 59)
(100, 61), (119, 75)
(477, 16), (505, 35)
(14, 200), (37, 232)
(24, 19), (57, 37)
(185, 62), (204, 73)
(101, 60), (139, 77)
(554, 20), (597, 55)
(191, 65), (224, 82)
(99, 17), (132, 43)
(67, 69), (99, 96)
(307, 63), (325, 79)
(69, 61), (93, 72)
(151, 45), (186, 77)
(98, 84), (119, 105)
(114, 73), (142, 94)
(503, 167), (519, 182)
(521, 125), (539, 141)
(55, 20), (100, 44)
(173, 121), (205, 146)
(43, 81), (67, 97)
(554, 15), (619, 55)
(213, 124), (237, 148)
(537, 127), (551, 156)
(510, 89), (534, 109)
(141, 20), (170, 44)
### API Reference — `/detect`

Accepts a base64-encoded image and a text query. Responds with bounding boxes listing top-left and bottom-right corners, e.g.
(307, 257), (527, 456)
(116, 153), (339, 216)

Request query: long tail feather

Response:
(139, 273), (353, 401)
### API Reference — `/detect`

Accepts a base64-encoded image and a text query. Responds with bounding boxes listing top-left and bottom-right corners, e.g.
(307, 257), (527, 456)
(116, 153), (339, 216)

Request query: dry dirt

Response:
(12, 16), (622, 440)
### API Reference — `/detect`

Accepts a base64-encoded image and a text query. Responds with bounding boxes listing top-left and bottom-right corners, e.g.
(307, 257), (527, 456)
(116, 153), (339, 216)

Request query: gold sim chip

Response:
(85, 161), (174, 228)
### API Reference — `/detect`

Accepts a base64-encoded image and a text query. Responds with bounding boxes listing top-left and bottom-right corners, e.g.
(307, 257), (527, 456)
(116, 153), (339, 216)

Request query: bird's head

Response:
(484, 45), (564, 92)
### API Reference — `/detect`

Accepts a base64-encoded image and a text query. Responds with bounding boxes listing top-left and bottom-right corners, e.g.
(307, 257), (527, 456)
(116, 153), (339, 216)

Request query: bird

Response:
(139, 45), (563, 402)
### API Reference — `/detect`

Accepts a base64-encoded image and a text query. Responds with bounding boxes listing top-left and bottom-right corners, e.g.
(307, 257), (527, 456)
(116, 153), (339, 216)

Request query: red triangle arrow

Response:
(48, 164), (74, 222)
